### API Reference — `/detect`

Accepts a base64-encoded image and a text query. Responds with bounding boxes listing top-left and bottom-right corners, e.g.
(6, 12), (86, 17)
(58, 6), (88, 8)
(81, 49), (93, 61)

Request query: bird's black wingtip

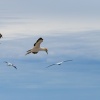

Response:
(65, 59), (73, 62)
(4, 61), (7, 63)
(39, 37), (43, 39)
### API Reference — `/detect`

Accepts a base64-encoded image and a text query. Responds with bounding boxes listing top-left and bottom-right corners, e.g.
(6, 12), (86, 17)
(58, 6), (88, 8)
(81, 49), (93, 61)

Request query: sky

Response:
(0, 0), (100, 100)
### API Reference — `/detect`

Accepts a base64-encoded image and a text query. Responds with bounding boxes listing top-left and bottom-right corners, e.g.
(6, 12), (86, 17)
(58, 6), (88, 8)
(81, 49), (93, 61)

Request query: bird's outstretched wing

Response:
(63, 60), (72, 62)
(12, 65), (17, 69)
(46, 64), (56, 68)
(4, 61), (8, 63)
(34, 38), (43, 48)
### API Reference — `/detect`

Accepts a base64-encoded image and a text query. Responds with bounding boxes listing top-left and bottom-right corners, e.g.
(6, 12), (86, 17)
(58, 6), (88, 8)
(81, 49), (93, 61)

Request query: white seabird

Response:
(46, 60), (72, 68)
(4, 61), (17, 69)
(25, 37), (48, 55)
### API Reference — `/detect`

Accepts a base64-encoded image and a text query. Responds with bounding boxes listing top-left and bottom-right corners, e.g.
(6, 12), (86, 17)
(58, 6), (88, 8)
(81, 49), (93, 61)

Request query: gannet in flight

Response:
(0, 33), (3, 38)
(25, 37), (48, 55)
(46, 60), (72, 68)
(4, 61), (17, 69)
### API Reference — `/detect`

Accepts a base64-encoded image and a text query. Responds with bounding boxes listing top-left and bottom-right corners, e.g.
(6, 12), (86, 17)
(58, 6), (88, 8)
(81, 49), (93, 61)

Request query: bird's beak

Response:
(46, 50), (48, 54)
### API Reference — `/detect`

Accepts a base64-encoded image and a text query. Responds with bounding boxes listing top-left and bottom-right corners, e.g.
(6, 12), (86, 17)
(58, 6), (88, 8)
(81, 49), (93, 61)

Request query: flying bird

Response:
(46, 60), (72, 68)
(0, 33), (3, 38)
(4, 61), (17, 69)
(25, 37), (48, 55)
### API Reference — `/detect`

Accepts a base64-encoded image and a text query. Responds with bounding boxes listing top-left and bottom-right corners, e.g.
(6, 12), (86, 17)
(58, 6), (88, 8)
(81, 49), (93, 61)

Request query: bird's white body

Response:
(7, 62), (13, 66)
(29, 47), (47, 53)
(56, 61), (64, 65)
(26, 37), (48, 55)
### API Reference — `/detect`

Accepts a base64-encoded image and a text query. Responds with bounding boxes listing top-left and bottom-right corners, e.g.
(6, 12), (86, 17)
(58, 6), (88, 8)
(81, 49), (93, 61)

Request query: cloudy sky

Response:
(0, 0), (100, 100)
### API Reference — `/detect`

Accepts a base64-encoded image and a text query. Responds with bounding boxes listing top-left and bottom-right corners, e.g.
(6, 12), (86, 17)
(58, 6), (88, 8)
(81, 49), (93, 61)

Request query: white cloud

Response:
(0, 17), (100, 38)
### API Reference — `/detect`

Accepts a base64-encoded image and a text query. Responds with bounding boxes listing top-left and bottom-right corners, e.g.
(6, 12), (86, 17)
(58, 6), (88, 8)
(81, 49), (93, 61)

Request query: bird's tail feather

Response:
(25, 52), (31, 55)
(27, 49), (31, 52)
(25, 49), (31, 55)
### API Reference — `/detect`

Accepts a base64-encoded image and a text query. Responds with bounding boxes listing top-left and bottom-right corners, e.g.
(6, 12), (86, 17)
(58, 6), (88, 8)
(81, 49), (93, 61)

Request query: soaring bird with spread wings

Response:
(46, 60), (72, 68)
(4, 61), (17, 69)
(25, 37), (48, 55)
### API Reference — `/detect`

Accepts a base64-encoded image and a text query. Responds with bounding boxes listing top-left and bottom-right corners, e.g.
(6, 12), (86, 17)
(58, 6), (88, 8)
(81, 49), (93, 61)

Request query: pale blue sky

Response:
(0, 0), (100, 16)
(0, 0), (100, 36)
(0, 0), (100, 100)
(0, 32), (100, 100)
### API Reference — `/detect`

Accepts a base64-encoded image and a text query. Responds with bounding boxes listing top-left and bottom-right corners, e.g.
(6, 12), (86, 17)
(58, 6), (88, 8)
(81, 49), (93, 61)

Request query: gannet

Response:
(4, 61), (17, 69)
(25, 37), (48, 55)
(46, 60), (72, 68)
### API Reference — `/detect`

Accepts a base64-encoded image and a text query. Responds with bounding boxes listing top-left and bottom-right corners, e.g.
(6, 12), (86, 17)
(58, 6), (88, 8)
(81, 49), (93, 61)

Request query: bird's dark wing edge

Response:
(13, 66), (17, 69)
(63, 60), (73, 62)
(46, 64), (56, 68)
(34, 37), (43, 46)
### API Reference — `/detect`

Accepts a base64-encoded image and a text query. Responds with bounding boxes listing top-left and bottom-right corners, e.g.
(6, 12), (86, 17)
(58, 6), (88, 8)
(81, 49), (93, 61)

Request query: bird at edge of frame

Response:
(0, 33), (3, 44)
(0, 33), (3, 38)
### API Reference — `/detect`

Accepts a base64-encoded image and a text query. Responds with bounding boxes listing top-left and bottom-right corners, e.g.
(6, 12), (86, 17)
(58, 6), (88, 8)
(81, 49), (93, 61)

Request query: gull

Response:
(4, 61), (17, 69)
(0, 33), (3, 38)
(46, 60), (72, 68)
(25, 37), (48, 55)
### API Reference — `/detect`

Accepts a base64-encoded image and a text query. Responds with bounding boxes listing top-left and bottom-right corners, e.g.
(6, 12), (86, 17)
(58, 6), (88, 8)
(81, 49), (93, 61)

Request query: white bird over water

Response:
(4, 61), (17, 69)
(46, 60), (72, 68)
(25, 37), (48, 55)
